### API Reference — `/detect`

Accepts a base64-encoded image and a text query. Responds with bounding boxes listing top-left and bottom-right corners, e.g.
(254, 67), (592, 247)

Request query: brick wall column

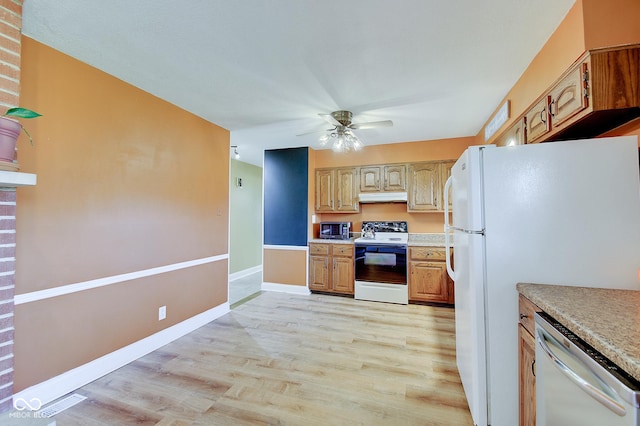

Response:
(0, 0), (23, 414)
(0, 189), (15, 413)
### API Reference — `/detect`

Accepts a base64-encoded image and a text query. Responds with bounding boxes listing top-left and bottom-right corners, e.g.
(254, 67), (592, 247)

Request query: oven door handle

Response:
(444, 176), (456, 281)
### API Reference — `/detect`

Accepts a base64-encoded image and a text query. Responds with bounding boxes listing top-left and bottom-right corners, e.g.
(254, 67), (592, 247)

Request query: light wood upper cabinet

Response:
(408, 161), (454, 212)
(408, 162), (439, 212)
(335, 168), (359, 212)
(549, 63), (588, 128)
(384, 165), (406, 191)
(359, 166), (381, 192)
(495, 117), (526, 147)
(359, 164), (406, 192)
(525, 96), (551, 143)
(315, 168), (359, 213)
(315, 169), (334, 212)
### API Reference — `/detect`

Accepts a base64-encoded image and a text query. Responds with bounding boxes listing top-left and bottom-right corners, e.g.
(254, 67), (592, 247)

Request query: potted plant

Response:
(0, 107), (41, 163)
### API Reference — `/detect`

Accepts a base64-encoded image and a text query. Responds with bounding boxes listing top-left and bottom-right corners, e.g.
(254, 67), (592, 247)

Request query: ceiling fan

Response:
(298, 110), (393, 152)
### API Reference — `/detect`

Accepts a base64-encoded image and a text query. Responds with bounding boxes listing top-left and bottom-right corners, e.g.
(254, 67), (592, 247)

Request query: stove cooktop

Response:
(355, 221), (408, 245)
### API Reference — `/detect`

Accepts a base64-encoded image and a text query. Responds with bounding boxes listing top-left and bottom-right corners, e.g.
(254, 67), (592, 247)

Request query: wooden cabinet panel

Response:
(519, 324), (536, 426)
(384, 165), (406, 191)
(315, 169), (334, 211)
(309, 255), (329, 291)
(440, 160), (454, 211)
(332, 256), (354, 293)
(409, 247), (447, 261)
(315, 168), (358, 213)
(359, 167), (381, 192)
(549, 63), (588, 128)
(495, 117), (525, 147)
(518, 294), (540, 336)
(524, 96), (551, 143)
(336, 168), (359, 212)
(409, 261), (448, 303)
(408, 162), (439, 212)
(308, 243), (354, 295)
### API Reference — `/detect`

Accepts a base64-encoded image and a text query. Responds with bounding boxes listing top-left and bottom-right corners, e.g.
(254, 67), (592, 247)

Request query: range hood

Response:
(358, 192), (408, 203)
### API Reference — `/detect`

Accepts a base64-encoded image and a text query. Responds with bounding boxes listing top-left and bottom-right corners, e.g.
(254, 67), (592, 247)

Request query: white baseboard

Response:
(261, 282), (310, 295)
(13, 302), (230, 407)
(229, 265), (262, 281)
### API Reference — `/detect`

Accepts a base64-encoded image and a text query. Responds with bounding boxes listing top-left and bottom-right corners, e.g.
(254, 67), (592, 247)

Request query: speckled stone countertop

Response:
(408, 233), (449, 247)
(308, 233), (450, 246)
(308, 238), (355, 244)
(517, 283), (640, 382)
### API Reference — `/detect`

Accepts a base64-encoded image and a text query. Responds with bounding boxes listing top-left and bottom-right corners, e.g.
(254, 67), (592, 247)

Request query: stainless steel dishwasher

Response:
(535, 312), (640, 425)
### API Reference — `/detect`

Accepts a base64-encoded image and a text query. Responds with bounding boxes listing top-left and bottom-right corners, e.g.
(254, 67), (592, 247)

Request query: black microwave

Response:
(319, 222), (351, 240)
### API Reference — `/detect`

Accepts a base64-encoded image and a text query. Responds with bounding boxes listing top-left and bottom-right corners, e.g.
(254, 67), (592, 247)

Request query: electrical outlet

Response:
(158, 305), (166, 321)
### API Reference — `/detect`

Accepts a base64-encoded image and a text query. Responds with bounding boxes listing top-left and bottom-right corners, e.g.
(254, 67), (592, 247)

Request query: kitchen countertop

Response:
(408, 233), (449, 247)
(308, 233), (451, 247)
(517, 283), (640, 382)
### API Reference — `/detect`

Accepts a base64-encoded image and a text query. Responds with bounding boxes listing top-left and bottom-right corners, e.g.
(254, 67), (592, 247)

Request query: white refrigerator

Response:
(443, 136), (640, 426)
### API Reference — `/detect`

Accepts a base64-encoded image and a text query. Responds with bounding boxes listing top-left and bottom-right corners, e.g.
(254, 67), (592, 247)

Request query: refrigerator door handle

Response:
(444, 176), (456, 280)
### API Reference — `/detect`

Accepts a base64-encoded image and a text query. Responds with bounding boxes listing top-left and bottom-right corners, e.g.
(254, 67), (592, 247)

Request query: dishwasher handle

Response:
(536, 327), (627, 417)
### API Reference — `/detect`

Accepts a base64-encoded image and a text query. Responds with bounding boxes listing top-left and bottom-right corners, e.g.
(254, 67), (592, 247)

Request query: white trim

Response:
(0, 171), (36, 187)
(13, 302), (230, 407)
(229, 265), (262, 281)
(262, 282), (311, 295)
(263, 245), (309, 251)
(15, 255), (228, 305)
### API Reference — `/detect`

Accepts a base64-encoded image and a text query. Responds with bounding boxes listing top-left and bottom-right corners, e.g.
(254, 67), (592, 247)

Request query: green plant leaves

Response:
(4, 107), (42, 119)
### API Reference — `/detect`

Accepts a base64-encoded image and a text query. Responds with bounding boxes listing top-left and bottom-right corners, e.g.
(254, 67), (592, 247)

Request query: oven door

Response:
(355, 244), (407, 284)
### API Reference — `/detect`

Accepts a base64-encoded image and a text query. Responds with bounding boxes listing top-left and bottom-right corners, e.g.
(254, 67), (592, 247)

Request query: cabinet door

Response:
(383, 165), (406, 191)
(495, 118), (526, 146)
(315, 169), (335, 212)
(359, 166), (381, 192)
(309, 255), (330, 291)
(519, 325), (536, 426)
(524, 96), (551, 143)
(408, 162), (440, 212)
(332, 256), (354, 293)
(408, 261), (448, 303)
(440, 161), (454, 211)
(550, 63), (588, 129)
(336, 168), (359, 212)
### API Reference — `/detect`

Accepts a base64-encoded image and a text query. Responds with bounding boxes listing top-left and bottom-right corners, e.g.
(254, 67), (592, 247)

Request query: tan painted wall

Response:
(263, 248), (307, 286)
(311, 137), (472, 233)
(13, 38), (230, 390)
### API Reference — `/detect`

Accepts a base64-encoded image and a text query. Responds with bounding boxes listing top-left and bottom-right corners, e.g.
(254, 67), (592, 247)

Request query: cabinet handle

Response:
(549, 99), (556, 117)
(539, 108), (547, 124)
(532, 359), (536, 377)
(519, 314), (528, 320)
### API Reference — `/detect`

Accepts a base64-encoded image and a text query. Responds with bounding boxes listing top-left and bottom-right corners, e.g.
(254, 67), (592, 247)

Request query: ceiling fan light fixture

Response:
(324, 126), (363, 153)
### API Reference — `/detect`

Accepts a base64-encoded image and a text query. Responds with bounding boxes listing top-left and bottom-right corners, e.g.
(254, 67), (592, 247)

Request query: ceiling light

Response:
(231, 145), (240, 159)
(319, 126), (363, 153)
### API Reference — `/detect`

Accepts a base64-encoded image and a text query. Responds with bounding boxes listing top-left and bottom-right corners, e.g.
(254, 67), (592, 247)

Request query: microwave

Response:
(319, 222), (352, 240)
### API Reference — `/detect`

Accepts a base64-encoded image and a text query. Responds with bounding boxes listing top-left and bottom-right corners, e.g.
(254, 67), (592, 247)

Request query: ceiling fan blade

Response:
(319, 113), (342, 127)
(296, 128), (332, 137)
(349, 120), (393, 130)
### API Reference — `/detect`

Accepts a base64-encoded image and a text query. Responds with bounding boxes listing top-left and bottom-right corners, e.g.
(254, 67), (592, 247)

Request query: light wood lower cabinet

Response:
(518, 294), (541, 426)
(408, 246), (454, 304)
(308, 243), (354, 294)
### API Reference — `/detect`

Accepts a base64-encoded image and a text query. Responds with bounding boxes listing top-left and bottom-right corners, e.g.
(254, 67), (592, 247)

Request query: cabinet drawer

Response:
(409, 246), (447, 261)
(518, 294), (541, 336)
(309, 243), (330, 256)
(332, 244), (354, 257)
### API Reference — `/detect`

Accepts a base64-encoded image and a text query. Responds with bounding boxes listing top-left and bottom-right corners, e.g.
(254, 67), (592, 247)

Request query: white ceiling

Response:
(22, 0), (575, 166)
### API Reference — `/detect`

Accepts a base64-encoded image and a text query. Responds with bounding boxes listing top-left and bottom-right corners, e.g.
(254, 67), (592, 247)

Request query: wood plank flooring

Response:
(51, 292), (473, 425)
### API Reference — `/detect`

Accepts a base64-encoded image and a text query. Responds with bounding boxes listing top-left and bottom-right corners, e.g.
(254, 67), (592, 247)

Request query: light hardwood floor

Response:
(51, 292), (473, 425)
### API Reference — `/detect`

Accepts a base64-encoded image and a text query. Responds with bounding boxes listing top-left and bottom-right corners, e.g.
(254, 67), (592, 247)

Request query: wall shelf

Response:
(0, 170), (36, 187)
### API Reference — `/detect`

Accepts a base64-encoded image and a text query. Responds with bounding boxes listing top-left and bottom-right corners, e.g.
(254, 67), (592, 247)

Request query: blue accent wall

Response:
(263, 147), (308, 246)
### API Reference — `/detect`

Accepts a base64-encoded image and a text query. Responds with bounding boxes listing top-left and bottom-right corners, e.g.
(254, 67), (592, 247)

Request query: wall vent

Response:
(37, 393), (86, 417)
